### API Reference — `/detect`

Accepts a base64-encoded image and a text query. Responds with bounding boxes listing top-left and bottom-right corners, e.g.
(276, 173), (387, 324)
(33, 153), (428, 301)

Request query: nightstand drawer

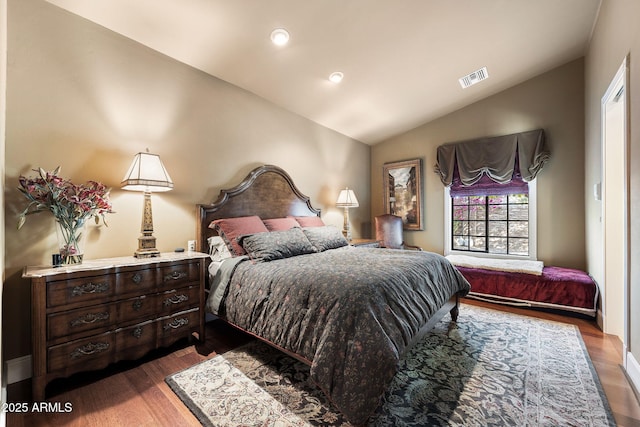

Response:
(48, 332), (115, 373)
(48, 304), (117, 341)
(47, 275), (115, 308)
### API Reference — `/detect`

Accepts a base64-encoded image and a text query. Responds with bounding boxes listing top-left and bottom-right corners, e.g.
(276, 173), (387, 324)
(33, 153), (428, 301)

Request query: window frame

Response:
(444, 179), (537, 260)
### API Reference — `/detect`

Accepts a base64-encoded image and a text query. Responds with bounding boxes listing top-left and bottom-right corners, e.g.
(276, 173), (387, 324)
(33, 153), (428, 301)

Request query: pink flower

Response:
(17, 167), (114, 231)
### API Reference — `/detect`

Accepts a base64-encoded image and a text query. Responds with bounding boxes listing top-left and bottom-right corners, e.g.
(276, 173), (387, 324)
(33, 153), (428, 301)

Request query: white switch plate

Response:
(187, 240), (196, 252)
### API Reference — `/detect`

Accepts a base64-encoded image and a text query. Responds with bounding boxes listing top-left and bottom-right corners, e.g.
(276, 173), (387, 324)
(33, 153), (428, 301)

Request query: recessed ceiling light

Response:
(270, 28), (290, 46)
(329, 72), (344, 83)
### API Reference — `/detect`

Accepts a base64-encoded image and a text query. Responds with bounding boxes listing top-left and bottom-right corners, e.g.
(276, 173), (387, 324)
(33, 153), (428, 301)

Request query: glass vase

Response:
(55, 219), (86, 265)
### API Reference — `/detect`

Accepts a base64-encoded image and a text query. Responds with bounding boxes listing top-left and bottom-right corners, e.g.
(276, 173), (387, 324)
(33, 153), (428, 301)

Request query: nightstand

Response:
(24, 251), (209, 401)
(350, 238), (380, 248)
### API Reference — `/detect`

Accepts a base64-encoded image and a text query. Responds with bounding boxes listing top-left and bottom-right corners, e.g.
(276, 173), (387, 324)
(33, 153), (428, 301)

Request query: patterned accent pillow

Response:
(239, 228), (317, 262)
(290, 215), (325, 227)
(209, 216), (269, 256)
(207, 236), (233, 261)
(262, 217), (301, 231)
(303, 226), (348, 252)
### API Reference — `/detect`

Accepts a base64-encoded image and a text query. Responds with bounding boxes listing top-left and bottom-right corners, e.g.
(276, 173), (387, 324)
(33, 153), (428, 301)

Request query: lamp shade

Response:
(121, 151), (173, 192)
(336, 188), (359, 208)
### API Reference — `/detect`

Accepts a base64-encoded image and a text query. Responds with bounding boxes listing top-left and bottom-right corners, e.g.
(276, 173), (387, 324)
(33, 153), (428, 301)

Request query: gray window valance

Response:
(434, 129), (550, 186)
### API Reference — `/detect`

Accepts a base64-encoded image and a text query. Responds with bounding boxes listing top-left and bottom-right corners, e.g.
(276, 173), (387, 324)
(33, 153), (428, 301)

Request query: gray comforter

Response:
(207, 246), (470, 425)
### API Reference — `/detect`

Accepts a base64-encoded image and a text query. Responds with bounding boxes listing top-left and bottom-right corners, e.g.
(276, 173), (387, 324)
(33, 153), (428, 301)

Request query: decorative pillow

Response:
(291, 215), (325, 227)
(209, 216), (269, 256)
(207, 236), (233, 262)
(262, 217), (301, 231)
(239, 228), (316, 262)
(303, 226), (348, 252)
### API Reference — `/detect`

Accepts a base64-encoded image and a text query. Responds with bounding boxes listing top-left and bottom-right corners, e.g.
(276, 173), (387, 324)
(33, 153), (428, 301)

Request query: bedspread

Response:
(207, 246), (470, 424)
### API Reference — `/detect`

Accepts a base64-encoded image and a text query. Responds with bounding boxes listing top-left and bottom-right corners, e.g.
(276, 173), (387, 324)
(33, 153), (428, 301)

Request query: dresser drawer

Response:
(157, 286), (199, 316)
(47, 275), (115, 308)
(157, 309), (199, 347)
(48, 304), (117, 341)
(117, 267), (157, 296)
(116, 320), (157, 361)
(158, 262), (200, 290)
(117, 295), (156, 325)
(48, 332), (115, 373)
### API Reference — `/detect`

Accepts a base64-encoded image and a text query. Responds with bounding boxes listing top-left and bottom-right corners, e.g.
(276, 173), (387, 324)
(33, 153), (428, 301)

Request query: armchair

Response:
(374, 214), (422, 250)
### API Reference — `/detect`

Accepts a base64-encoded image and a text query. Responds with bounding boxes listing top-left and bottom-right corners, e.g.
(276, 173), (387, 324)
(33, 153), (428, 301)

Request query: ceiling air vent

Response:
(459, 67), (489, 88)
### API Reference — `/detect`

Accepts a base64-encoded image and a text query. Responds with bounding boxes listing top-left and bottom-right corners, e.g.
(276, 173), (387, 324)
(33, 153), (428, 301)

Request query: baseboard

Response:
(596, 308), (604, 331)
(626, 351), (640, 398)
(5, 355), (31, 385)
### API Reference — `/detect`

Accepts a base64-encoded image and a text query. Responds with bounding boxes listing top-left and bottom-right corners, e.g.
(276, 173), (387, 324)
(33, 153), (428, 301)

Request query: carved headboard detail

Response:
(196, 164), (321, 252)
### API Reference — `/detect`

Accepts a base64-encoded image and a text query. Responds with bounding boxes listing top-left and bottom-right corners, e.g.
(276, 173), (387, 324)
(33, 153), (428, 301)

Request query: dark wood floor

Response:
(7, 299), (640, 426)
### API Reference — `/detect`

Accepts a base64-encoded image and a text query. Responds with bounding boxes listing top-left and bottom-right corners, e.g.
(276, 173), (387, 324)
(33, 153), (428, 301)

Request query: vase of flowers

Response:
(17, 167), (114, 265)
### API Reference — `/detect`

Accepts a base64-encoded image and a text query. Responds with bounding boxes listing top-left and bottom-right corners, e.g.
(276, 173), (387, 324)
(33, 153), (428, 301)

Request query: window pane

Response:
(469, 196), (485, 205)
(509, 204), (528, 220)
(509, 221), (528, 237)
(453, 236), (469, 250)
(469, 205), (486, 220)
(488, 237), (508, 254)
(509, 238), (529, 255)
(469, 221), (486, 236)
(470, 237), (486, 251)
(509, 194), (528, 204)
(488, 195), (507, 204)
(453, 206), (468, 220)
(453, 196), (469, 205)
(453, 221), (468, 235)
(489, 221), (507, 236)
(488, 204), (507, 220)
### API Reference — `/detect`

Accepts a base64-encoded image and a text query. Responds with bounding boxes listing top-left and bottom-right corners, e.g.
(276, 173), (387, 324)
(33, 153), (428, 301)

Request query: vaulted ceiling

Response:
(46, 0), (601, 144)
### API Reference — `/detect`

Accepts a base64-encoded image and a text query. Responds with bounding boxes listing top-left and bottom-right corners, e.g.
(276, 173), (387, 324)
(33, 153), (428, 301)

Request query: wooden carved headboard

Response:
(196, 164), (321, 252)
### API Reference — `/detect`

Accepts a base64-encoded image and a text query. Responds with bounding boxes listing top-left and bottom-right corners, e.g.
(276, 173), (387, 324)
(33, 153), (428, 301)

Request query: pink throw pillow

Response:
(209, 216), (268, 256)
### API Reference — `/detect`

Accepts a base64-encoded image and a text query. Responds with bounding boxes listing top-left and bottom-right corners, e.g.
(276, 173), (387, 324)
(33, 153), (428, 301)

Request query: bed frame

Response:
(196, 164), (460, 358)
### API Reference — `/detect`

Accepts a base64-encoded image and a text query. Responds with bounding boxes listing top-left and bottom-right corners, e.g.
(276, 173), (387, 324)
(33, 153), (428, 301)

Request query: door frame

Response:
(600, 56), (630, 360)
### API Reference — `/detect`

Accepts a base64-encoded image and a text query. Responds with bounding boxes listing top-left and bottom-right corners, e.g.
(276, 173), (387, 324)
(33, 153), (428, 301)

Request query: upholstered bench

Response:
(446, 255), (598, 317)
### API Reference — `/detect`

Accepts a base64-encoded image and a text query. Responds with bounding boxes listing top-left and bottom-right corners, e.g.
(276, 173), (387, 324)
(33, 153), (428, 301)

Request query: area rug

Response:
(165, 305), (616, 426)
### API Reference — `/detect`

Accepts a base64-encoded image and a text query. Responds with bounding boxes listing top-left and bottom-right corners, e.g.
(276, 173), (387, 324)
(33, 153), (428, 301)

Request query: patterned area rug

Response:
(166, 305), (616, 426)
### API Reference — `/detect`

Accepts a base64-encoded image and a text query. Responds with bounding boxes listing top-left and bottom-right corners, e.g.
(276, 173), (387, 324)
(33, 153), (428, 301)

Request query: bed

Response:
(196, 164), (471, 425)
(446, 254), (598, 317)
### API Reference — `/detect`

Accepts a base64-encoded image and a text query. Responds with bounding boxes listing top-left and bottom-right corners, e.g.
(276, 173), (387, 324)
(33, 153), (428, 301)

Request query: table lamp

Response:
(336, 188), (359, 241)
(121, 150), (173, 257)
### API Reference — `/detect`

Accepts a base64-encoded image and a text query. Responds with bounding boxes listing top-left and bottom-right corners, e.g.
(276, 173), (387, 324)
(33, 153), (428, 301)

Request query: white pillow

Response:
(208, 236), (233, 261)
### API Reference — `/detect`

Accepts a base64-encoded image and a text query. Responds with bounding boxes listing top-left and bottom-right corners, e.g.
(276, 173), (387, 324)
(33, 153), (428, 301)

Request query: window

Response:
(444, 181), (537, 259)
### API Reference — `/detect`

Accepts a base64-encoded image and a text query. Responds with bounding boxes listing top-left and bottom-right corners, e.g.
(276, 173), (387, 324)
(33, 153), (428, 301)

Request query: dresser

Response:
(24, 252), (209, 401)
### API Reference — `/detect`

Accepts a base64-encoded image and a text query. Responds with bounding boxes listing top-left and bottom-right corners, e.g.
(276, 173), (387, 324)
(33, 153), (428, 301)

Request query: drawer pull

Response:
(164, 294), (188, 306)
(70, 342), (110, 359)
(132, 299), (143, 311)
(71, 282), (109, 297)
(132, 273), (142, 284)
(132, 327), (143, 339)
(164, 317), (189, 331)
(164, 271), (187, 282)
(70, 312), (110, 328)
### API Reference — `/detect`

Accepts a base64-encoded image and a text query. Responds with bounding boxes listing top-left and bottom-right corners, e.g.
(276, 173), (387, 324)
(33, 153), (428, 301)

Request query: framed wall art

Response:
(383, 158), (423, 230)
